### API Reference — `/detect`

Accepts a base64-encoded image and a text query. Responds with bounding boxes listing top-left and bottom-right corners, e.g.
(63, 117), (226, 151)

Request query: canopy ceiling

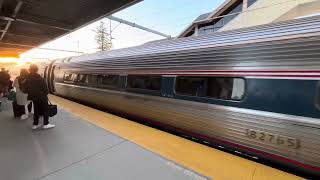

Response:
(0, 0), (141, 57)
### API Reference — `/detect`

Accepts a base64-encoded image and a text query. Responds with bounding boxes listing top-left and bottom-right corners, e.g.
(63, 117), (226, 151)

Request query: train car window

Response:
(127, 75), (161, 91)
(70, 74), (98, 87)
(63, 73), (77, 83)
(175, 77), (207, 96)
(175, 77), (245, 101)
(98, 75), (120, 87)
(77, 74), (88, 85)
(87, 75), (98, 87)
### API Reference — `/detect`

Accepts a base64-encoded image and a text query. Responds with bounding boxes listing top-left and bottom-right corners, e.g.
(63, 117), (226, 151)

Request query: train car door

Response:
(47, 61), (56, 93)
(49, 65), (56, 93)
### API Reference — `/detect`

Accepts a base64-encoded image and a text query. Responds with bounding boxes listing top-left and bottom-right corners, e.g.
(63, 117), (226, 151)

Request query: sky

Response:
(19, 0), (225, 61)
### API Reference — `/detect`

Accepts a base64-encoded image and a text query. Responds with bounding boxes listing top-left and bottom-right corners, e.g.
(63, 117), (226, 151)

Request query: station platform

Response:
(0, 96), (303, 180)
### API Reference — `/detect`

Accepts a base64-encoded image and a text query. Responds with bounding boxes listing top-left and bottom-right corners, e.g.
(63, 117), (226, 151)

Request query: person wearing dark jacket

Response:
(25, 64), (55, 130)
(0, 68), (10, 97)
(0, 68), (5, 95)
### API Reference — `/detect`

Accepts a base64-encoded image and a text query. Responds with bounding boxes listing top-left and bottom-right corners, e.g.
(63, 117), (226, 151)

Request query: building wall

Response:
(275, 0), (320, 21)
(220, 0), (320, 31)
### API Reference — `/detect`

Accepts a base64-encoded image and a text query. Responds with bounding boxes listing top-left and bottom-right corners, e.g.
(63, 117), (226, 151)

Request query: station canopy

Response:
(0, 0), (141, 57)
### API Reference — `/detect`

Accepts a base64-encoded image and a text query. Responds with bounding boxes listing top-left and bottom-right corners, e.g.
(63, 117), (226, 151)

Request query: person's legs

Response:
(41, 98), (55, 129)
(32, 99), (54, 130)
(28, 101), (33, 114)
(42, 100), (49, 126)
(32, 101), (41, 129)
(20, 104), (29, 120)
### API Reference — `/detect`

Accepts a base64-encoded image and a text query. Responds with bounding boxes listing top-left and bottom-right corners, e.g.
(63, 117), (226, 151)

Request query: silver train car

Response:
(40, 16), (320, 176)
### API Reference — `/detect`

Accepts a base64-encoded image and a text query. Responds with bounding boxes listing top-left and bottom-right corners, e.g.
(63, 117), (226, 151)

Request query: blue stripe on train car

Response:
(172, 78), (320, 119)
(244, 79), (320, 119)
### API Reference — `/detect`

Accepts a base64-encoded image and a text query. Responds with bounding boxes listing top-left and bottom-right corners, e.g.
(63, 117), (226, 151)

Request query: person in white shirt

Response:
(13, 69), (31, 120)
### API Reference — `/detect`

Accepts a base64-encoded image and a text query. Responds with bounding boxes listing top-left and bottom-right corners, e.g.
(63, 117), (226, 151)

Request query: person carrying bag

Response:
(25, 64), (55, 130)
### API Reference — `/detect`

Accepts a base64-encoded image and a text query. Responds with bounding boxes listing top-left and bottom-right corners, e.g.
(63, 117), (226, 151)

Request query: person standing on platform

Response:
(0, 68), (4, 109)
(0, 68), (10, 97)
(25, 64), (55, 130)
(7, 70), (13, 92)
(13, 69), (32, 120)
(4, 69), (11, 96)
(0, 68), (4, 96)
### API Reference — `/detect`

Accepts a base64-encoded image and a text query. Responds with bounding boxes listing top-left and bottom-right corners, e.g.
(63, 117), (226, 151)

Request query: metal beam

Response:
(16, 18), (72, 31)
(0, 16), (14, 21)
(0, 0), (4, 13)
(0, 42), (83, 54)
(0, 15), (71, 32)
(0, 0), (23, 40)
(108, 16), (172, 38)
(4, 31), (51, 40)
(0, 28), (51, 41)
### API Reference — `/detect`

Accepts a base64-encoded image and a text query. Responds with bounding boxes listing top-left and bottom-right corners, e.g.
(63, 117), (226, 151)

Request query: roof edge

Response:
(178, 0), (238, 38)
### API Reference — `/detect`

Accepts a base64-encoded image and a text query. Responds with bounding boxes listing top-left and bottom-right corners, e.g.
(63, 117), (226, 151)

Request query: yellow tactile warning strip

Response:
(49, 95), (304, 180)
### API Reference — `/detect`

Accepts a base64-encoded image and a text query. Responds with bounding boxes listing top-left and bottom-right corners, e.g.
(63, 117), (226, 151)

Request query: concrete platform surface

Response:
(0, 98), (207, 180)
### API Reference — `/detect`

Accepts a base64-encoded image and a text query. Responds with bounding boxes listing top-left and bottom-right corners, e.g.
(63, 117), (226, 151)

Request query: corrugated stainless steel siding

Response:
(55, 83), (320, 168)
(56, 16), (320, 72)
(63, 37), (320, 73)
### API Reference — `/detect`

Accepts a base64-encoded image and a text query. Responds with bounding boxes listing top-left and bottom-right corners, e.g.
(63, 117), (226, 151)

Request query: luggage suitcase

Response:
(12, 101), (25, 118)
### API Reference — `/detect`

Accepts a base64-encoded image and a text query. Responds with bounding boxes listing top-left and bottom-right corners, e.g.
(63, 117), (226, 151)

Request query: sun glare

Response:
(0, 57), (19, 63)
(0, 57), (31, 66)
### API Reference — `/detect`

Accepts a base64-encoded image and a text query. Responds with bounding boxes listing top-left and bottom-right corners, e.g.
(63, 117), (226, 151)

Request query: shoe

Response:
(20, 114), (28, 120)
(43, 124), (55, 129)
(32, 125), (42, 130)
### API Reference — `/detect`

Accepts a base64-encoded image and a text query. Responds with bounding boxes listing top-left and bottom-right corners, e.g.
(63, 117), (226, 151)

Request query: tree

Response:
(94, 21), (112, 51)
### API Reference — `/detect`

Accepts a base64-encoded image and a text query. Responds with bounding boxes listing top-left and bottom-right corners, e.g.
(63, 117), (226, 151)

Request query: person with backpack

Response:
(13, 69), (32, 120)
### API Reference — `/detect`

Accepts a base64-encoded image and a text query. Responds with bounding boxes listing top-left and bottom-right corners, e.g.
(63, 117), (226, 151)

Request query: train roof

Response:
(60, 15), (320, 73)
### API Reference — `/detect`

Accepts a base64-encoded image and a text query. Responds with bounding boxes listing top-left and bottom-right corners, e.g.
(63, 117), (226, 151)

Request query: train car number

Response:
(245, 129), (301, 149)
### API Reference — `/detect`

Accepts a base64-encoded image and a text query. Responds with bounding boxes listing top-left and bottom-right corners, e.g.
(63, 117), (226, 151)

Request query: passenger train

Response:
(39, 16), (320, 177)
